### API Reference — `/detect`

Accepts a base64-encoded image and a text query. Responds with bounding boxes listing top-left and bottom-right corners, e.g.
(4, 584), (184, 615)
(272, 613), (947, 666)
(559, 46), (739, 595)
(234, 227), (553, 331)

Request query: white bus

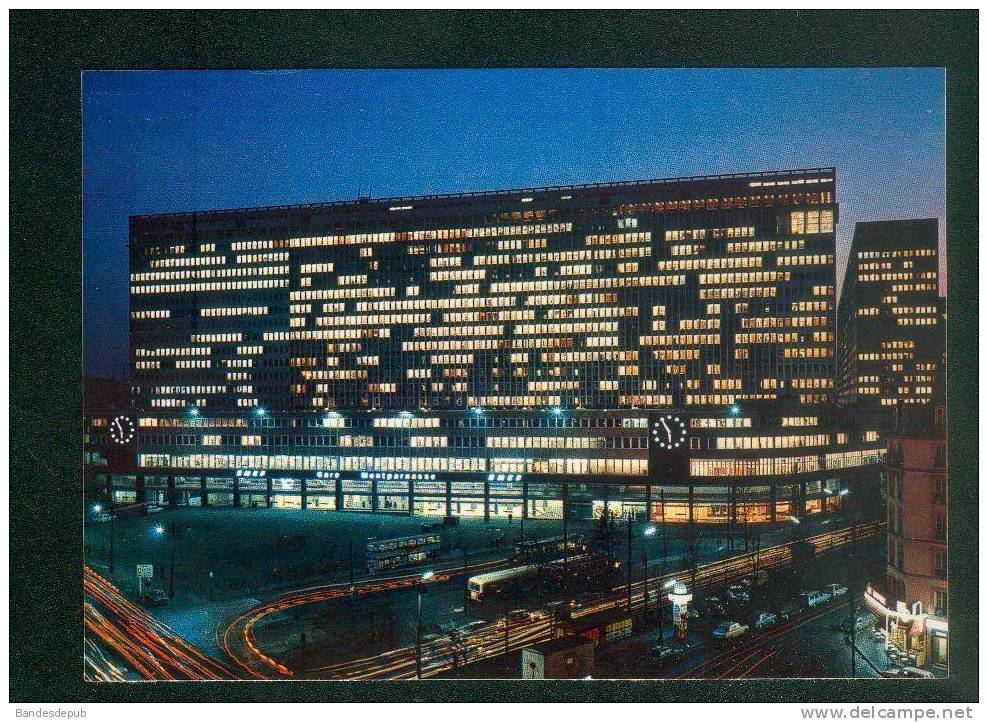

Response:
(467, 565), (539, 603)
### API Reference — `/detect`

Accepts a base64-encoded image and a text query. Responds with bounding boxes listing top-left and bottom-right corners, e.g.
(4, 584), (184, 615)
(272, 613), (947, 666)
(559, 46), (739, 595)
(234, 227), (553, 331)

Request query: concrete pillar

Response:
(335, 477), (343, 512)
(370, 476), (378, 513)
(135, 474), (146, 505)
(232, 476), (241, 508)
(407, 478), (415, 516)
(688, 485), (695, 524)
(522, 481), (529, 520)
(200, 476), (209, 507)
(770, 483), (777, 522)
(445, 480), (453, 518)
(266, 477), (273, 508)
(483, 480), (490, 522)
(105, 474), (114, 504)
(645, 483), (652, 522)
(300, 477), (308, 509)
(167, 475), (177, 508)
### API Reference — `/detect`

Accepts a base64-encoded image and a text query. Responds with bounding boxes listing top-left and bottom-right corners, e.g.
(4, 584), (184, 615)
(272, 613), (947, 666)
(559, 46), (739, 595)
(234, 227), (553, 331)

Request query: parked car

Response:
(141, 588), (170, 607)
(777, 599), (801, 621)
(833, 615), (875, 634)
(650, 645), (685, 665)
(702, 596), (727, 616)
(507, 609), (531, 622)
(899, 666), (935, 679)
(800, 590), (832, 608)
(712, 621), (749, 640)
(825, 583), (848, 599)
(753, 612), (778, 630)
(725, 585), (751, 604)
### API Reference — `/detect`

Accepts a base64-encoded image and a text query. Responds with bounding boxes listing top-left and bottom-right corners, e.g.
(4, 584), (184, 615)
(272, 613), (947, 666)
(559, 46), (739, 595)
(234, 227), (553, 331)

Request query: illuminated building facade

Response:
(837, 219), (943, 409)
(864, 402), (948, 669)
(87, 169), (885, 522)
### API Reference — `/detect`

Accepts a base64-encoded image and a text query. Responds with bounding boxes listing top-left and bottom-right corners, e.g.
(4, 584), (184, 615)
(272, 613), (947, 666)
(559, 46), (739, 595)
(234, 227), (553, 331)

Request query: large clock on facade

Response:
(109, 415), (136, 445)
(651, 414), (687, 450)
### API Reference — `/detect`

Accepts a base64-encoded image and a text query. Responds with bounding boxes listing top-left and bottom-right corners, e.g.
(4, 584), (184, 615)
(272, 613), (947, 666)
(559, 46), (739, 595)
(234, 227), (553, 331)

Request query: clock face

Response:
(109, 415), (136, 445)
(651, 414), (687, 450)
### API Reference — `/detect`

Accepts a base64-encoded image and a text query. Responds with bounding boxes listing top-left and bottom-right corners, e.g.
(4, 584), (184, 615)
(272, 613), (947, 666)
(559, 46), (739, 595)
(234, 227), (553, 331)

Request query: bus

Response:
(467, 565), (539, 603)
(365, 533), (442, 574)
(512, 534), (586, 564)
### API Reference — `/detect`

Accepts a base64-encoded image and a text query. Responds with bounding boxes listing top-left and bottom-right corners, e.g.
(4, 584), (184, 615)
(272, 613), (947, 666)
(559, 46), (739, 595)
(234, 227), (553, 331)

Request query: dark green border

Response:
(9, 9), (978, 703)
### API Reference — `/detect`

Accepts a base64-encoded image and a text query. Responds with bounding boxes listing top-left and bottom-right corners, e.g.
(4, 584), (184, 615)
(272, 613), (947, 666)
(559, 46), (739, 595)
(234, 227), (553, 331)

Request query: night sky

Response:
(83, 68), (945, 378)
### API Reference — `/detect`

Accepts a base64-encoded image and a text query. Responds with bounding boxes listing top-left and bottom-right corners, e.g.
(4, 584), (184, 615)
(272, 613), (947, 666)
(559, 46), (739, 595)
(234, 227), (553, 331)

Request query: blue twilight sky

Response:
(83, 68), (946, 378)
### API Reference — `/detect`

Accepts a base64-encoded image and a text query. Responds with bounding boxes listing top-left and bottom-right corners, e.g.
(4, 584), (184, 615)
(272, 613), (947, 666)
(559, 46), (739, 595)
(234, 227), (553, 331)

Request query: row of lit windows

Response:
(131, 264), (288, 283)
(698, 271), (790, 285)
(131, 309), (171, 319)
(136, 346), (212, 357)
(740, 316), (827, 329)
(132, 279), (289, 294)
(140, 452), (648, 477)
(714, 433), (830, 450)
(201, 306), (268, 317)
(189, 333), (242, 343)
(149, 254), (224, 268)
(291, 286), (396, 301)
(726, 240), (805, 254)
(691, 447), (882, 478)
(489, 275), (687, 294)
(657, 256), (762, 272)
(777, 254), (833, 266)
(857, 248), (935, 259)
(699, 286), (778, 300)
(585, 232), (651, 246)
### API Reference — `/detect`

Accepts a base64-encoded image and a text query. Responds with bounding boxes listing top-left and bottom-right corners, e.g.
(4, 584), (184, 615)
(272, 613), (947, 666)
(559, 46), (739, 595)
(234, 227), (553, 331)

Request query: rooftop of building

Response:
(851, 218), (939, 247)
(130, 167), (837, 224)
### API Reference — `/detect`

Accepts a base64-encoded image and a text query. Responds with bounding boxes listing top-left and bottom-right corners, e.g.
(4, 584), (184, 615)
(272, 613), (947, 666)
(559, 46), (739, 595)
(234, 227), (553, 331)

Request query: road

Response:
(224, 521), (883, 679)
(84, 566), (239, 681)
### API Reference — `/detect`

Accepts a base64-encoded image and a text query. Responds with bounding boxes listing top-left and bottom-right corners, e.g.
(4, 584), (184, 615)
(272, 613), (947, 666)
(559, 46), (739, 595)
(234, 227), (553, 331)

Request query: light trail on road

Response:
(84, 566), (238, 681)
(225, 521), (882, 680)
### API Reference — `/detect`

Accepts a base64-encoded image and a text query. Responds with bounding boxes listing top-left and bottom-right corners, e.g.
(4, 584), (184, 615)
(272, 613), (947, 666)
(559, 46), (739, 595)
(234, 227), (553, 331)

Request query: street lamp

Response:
(91, 503), (102, 514)
(642, 525), (657, 620)
(470, 406), (484, 416)
(254, 406), (267, 418)
(188, 406), (200, 417)
(153, 524), (176, 598)
(416, 570), (434, 679)
(550, 406), (563, 417)
(728, 403), (741, 416)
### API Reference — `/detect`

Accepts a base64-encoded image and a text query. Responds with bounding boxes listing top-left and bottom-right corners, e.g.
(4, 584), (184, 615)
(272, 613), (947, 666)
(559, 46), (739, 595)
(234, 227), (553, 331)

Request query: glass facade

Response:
(83, 169), (889, 522)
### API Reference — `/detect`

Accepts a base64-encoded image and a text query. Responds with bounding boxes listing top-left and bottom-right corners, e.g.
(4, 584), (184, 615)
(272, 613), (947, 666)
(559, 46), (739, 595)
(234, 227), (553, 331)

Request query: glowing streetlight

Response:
(839, 488), (851, 497)
(91, 503), (102, 514)
(188, 406), (200, 417)
(470, 407), (484, 416)
(789, 516), (801, 524)
(728, 404), (741, 416)
(153, 524), (165, 536)
(254, 406), (267, 417)
(416, 570), (435, 678)
(550, 406), (563, 416)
